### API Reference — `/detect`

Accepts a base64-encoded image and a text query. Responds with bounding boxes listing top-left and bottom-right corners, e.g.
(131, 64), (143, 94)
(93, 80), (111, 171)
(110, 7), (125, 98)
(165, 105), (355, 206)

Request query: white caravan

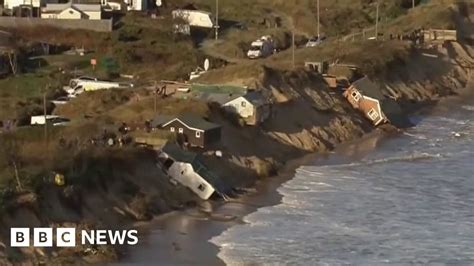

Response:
(68, 76), (122, 92)
(172, 9), (214, 29)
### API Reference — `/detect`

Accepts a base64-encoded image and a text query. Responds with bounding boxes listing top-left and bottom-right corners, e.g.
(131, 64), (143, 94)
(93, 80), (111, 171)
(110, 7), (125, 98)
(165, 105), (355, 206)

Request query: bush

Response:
(113, 45), (143, 66)
(15, 103), (43, 126)
(100, 57), (120, 78)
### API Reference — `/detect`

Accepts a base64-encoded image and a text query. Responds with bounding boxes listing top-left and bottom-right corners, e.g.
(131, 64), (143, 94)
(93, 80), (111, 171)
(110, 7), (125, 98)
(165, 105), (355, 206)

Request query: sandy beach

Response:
(114, 129), (391, 265)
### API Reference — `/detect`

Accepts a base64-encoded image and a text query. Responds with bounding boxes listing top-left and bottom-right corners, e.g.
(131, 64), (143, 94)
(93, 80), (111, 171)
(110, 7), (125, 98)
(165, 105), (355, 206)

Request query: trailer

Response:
(67, 76), (133, 93)
(31, 115), (70, 126)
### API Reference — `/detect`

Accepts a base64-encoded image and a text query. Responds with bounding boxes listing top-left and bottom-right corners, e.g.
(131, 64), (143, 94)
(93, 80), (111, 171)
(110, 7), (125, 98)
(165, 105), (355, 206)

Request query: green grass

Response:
(191, 83), (247, 94)
(382, 0), (459, 35)
(0, 73), (53, 120)
(38, 53), (96, 72)
(0, 73), (51, 98)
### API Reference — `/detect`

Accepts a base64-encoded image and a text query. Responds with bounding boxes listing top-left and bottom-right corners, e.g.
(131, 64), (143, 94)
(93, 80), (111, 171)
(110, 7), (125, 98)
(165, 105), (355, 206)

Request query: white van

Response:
(247, 36), (275, 59)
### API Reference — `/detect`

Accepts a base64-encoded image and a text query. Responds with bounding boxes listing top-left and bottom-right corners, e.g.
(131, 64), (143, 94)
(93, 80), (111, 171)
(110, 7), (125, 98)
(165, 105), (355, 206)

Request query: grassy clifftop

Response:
(4, 0), (428, 82)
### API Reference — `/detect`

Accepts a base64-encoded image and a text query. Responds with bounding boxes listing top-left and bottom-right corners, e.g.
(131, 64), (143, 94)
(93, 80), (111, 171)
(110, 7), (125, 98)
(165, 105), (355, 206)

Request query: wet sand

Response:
(114, 130), (391, 266)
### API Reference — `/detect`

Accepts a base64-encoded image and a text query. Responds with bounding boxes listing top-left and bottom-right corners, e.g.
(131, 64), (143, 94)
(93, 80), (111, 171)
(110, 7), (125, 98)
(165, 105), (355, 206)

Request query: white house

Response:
(124, 0), (146, 11)
(158, 143), (223, 200)
(203, 91), (271, 126)
(101, 0), (122, 11)
(41, 3), (101, 20)
(3, 0), (42, 10)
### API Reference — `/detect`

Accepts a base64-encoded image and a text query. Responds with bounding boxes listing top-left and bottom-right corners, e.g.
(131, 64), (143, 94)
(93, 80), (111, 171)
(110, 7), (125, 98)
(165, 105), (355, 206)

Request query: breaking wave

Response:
(297, 152), (444, 173)
(461, 105), (474, 111)
(211, 106), (474, 265)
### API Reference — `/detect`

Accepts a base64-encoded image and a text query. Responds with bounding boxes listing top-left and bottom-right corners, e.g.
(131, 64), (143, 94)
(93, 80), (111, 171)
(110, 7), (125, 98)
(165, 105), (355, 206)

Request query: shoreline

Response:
(1, 34), (471, 265)
(116, 129), (392, 265)
(117, 87), (474, 265)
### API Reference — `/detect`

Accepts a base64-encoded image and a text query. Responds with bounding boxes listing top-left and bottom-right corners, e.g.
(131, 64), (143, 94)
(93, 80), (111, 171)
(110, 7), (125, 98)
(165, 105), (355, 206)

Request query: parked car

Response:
(305, 36), (326, 47)
(64, 85), (84, 98)
(51, 96), (70, 105)
(247, 36), (275, 59)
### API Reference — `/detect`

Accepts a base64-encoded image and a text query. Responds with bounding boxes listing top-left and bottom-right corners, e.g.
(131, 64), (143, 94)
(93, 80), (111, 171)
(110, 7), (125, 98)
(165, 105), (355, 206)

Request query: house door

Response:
(176, 133), (189, 146)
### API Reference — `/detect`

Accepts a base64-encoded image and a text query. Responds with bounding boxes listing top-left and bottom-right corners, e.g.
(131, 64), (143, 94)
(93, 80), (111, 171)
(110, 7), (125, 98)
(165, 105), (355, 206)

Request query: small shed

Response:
(152, 114), (221, 148)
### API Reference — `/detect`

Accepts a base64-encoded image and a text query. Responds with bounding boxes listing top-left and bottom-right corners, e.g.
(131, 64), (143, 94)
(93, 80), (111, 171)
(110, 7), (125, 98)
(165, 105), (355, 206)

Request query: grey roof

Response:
(351, 76), (385, 100)
(351, 77), (412, 128)
(151, 114), (174, 128)
(153, 113), (221, 131)
(161, 143), (226, 192)
(177, 114), (221, 131)
(199, 92), (244, 105)
(162, 142), (197, 164)
(43, 2), (101, 13)
(200, 91), (267, 107)
(243, 91), (267, 106)
(381, 99), (413, 128)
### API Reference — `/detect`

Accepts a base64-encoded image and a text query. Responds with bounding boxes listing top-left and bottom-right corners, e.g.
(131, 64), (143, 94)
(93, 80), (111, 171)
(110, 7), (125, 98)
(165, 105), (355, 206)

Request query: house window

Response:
(368, 108), (379, 120)
(196, 131), (201, 138)
(241, 101), (246, 107)
(351, 91), (361, 101)
(198, 183), (206, 191)
(170, 127), (175, 132)
(178, 128), (184, 133)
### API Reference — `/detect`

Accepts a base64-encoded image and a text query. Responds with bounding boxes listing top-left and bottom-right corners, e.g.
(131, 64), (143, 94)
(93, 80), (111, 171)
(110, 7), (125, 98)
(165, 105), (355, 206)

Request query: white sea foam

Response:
(211, 110), (474, 265)
(461, 105), (474, 111)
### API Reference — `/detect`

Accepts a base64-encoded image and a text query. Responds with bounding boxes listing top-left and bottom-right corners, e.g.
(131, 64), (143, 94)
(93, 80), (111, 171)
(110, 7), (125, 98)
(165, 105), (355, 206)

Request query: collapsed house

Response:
(158, 143), (227, 200)
(343, 76), (412, 128)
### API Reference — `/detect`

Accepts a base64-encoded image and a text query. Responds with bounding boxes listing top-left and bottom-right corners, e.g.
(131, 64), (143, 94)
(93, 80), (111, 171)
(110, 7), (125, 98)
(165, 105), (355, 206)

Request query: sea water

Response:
(211, 102), (474, 265)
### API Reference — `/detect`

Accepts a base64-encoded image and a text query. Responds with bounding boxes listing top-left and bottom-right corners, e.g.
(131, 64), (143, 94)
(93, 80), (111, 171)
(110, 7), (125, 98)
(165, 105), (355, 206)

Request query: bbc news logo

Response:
(11, 228), (138, 247)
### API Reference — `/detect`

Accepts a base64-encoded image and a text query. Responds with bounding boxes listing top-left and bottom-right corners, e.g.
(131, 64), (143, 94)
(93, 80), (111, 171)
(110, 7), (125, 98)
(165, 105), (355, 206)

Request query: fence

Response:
(0, 17), (112, 32)
(342, 26), (377, 42)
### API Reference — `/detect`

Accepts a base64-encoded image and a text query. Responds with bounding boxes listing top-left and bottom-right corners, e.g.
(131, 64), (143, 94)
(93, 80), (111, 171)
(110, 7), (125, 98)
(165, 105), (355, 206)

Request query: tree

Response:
(1, 134), (24, 191)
